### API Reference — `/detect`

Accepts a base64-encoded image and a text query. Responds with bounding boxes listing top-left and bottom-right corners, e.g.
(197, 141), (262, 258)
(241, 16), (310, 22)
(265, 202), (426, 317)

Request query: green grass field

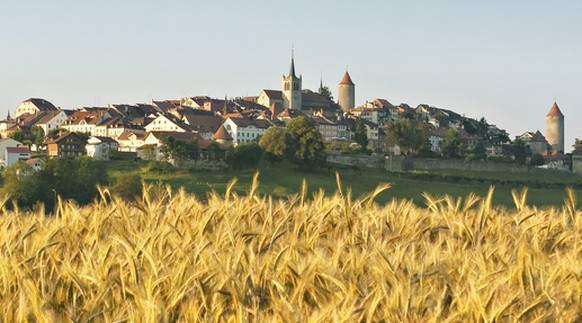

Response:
(106, 159), (582, 208)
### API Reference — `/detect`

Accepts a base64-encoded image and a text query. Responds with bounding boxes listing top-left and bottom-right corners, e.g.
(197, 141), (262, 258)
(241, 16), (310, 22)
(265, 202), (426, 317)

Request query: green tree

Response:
(573, 138), (582, 154)
(513, 139), (527, 165)
(159, 135), (199, 165)
(468, 141), (487, 161)
(530, 153), (545, 166)
(319, 86), (333, 101)
(259, 126), (287, 162)
(441, 129), (467, 159)
(226, 143), (263, 170)
(31, 126), (45, 149)
(112, 173), (142, 200)
(354, 119), (369, 150)
(48, 128), (67, 140)
(385, 119), (426, 156)
(3, 157), (109, 210)
(8, 130), (25, 143)
(285, 116), (326, 167)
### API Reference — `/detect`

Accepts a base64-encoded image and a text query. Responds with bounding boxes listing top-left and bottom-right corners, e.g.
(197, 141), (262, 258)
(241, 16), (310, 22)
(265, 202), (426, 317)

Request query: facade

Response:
(14, 98), (58, 118)
(46, 132), (87, 158)
(144, 114), (190, 133)
(5, 147), (31, 167)
(0, 138), (23, 165)
(86, 136), (119, 160)
(338, 71), (355, 112)
(282, 57), (302, 110)
(546, 102), (565, 153)
(117, 130), (146, 152)
(33, 110), (69, 135)
(61, 109), (111, 135)
(222, 117), (271, 144)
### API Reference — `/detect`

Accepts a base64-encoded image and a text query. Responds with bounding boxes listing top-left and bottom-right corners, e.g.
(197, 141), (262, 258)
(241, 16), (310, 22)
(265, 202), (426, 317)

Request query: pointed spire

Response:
(339, 71), (355, 86)
(319, 77), (324, 94)
(547, 101), (564, 117)
(6, 110), (11, 120)
(223, 95), (229, 115)
(289, 52), (296, 78)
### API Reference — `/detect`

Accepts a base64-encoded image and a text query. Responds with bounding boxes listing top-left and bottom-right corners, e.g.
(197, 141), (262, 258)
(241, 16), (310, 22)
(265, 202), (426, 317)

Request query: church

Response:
(257, 55), (355, 115)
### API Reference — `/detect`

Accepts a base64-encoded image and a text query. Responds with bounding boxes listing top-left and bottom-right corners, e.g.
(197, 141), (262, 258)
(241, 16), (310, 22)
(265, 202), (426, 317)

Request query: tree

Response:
(285, 116), (326, 167)
(31, 126), (45, 149)
(8, 130), (25, 143)
(259, 126), (287, 162)
(112, 173), (142, 200)
(468, 141), (487, 161)
(530, 153), (545, 166)
(319, 86), (334, 101)
(385, 119), (426, 156)
(226, 143), (263, 170)
(3, 157), (109, 210)
(573, 138), (582, 154)
(159, 135), (199, 165)
(48, 128), (67, 140)
(354, 119), (369, 150)
(441, 129), (467, 159)
(513, 139), (527, 165)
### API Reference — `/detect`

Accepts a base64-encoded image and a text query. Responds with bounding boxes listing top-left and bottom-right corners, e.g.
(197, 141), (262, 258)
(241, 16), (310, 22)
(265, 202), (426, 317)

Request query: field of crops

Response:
(0, 173), (580, 321)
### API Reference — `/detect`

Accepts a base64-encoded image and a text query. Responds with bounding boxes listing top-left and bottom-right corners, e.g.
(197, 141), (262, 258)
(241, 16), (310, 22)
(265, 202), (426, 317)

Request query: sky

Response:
(1, 1), (581, 150)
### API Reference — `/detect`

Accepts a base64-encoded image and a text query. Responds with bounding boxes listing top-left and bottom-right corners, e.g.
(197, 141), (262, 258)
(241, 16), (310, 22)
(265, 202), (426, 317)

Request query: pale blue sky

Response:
(1, 1), (581, 149)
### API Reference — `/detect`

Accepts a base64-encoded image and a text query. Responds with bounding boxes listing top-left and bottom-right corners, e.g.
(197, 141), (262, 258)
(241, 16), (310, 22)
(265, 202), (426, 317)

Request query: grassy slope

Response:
(107, 159), (582, 208)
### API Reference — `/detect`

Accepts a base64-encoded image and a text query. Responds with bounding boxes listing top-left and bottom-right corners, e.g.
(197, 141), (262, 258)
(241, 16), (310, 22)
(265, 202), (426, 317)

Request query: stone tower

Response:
(282, 54), (302, 110)
(338, 71), (355, 112)
(546, 102), (565, 153)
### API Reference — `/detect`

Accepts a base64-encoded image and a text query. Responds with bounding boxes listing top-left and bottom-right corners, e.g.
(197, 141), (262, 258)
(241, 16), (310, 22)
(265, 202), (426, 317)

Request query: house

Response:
(32, 110), (69, 135)
(313, 115), (341, 142)
(362, 120), (382, 150)
(211, 125), (233, 144)
(257, 90), (284, 110)
(25, 158), (42, 172)
(0, 119), (16, 139)
(117, 130), (147, 152)
(46, 132), (87, 158)
(144, 114), (192, 133)
(5, 147), (31, 167)
(519, 130), (549, 155)
(222, 117), (272, 145)
(86, 136), (119, 160)
(61, 108), (112, 135)
(138, 131), (201, 161)
(181, 113), (224, 140)
(14, 98), (58, 118)
(425, 124), (447, 153)
(0, 138), (23, 165)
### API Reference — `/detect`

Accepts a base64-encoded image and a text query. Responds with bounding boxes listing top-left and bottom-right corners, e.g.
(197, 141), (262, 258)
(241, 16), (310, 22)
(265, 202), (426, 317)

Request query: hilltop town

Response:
(0, 56), (579, 173)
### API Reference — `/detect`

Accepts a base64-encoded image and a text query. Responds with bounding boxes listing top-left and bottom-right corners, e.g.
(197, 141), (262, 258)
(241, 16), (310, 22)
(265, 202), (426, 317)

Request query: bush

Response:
(112, 173), (142, 200)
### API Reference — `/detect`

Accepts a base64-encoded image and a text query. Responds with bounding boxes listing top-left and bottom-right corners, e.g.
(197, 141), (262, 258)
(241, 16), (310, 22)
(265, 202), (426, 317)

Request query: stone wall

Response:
(328, 153), (573, 175)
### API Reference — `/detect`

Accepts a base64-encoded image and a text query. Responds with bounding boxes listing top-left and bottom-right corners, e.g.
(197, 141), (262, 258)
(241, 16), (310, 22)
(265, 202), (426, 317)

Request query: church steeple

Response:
(282, 49), (302, 110)
(288, 50), (296, 77)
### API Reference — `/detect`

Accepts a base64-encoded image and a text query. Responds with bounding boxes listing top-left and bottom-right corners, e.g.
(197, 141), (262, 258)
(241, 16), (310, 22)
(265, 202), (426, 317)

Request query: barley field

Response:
(0, 173), (580, 322)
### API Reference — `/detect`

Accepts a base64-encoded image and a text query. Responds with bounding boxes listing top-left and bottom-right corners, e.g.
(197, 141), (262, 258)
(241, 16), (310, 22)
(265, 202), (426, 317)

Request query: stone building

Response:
(546, 102), (564, 153)
(338, 71), (355, 112)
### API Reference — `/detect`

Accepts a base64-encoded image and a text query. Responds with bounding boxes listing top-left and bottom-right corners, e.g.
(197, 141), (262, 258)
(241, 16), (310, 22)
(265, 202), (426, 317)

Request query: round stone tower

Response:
(338, 71), (355, 112)
(546, 102), (565, 153)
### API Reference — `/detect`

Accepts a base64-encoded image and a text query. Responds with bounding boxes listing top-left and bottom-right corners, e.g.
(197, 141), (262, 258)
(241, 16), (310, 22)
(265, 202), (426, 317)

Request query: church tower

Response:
(282, 53), (302, 110)
(546, 101), (565, 153)
(338, 70), (355, 112)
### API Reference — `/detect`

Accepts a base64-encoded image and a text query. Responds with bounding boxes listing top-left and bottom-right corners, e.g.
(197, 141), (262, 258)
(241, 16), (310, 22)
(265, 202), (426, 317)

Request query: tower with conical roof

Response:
(338, 70), (355, 112)
(546, 101), (565, 153)
(282, 52), (302, 110)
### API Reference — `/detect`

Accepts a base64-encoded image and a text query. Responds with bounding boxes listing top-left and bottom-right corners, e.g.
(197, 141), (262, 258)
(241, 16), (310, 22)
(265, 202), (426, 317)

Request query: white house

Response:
(86, 136), (119, 160)
(222, 117), (271, 145)
(14, 98), (58, 118)
(24, 158), (42, 172)
(5, 147), (31, 167)
(0, 138), (23, 166)
(144, 114), (191, 133)
(117, 130), (147, 152)
(33, 110), (69, 135)
(139, 131), (200, 161)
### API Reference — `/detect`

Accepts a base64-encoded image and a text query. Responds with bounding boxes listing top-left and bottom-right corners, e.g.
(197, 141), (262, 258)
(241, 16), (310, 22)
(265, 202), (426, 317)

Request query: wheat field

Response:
(0, 173), (580, 322)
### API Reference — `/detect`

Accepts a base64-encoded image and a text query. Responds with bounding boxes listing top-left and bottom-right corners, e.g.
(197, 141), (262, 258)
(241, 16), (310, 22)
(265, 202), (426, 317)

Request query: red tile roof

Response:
(547, 102), (564, 118)
(212, 125), (233, 141)
(6, 147), (31, 154)
(339, 71), (355, 86)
